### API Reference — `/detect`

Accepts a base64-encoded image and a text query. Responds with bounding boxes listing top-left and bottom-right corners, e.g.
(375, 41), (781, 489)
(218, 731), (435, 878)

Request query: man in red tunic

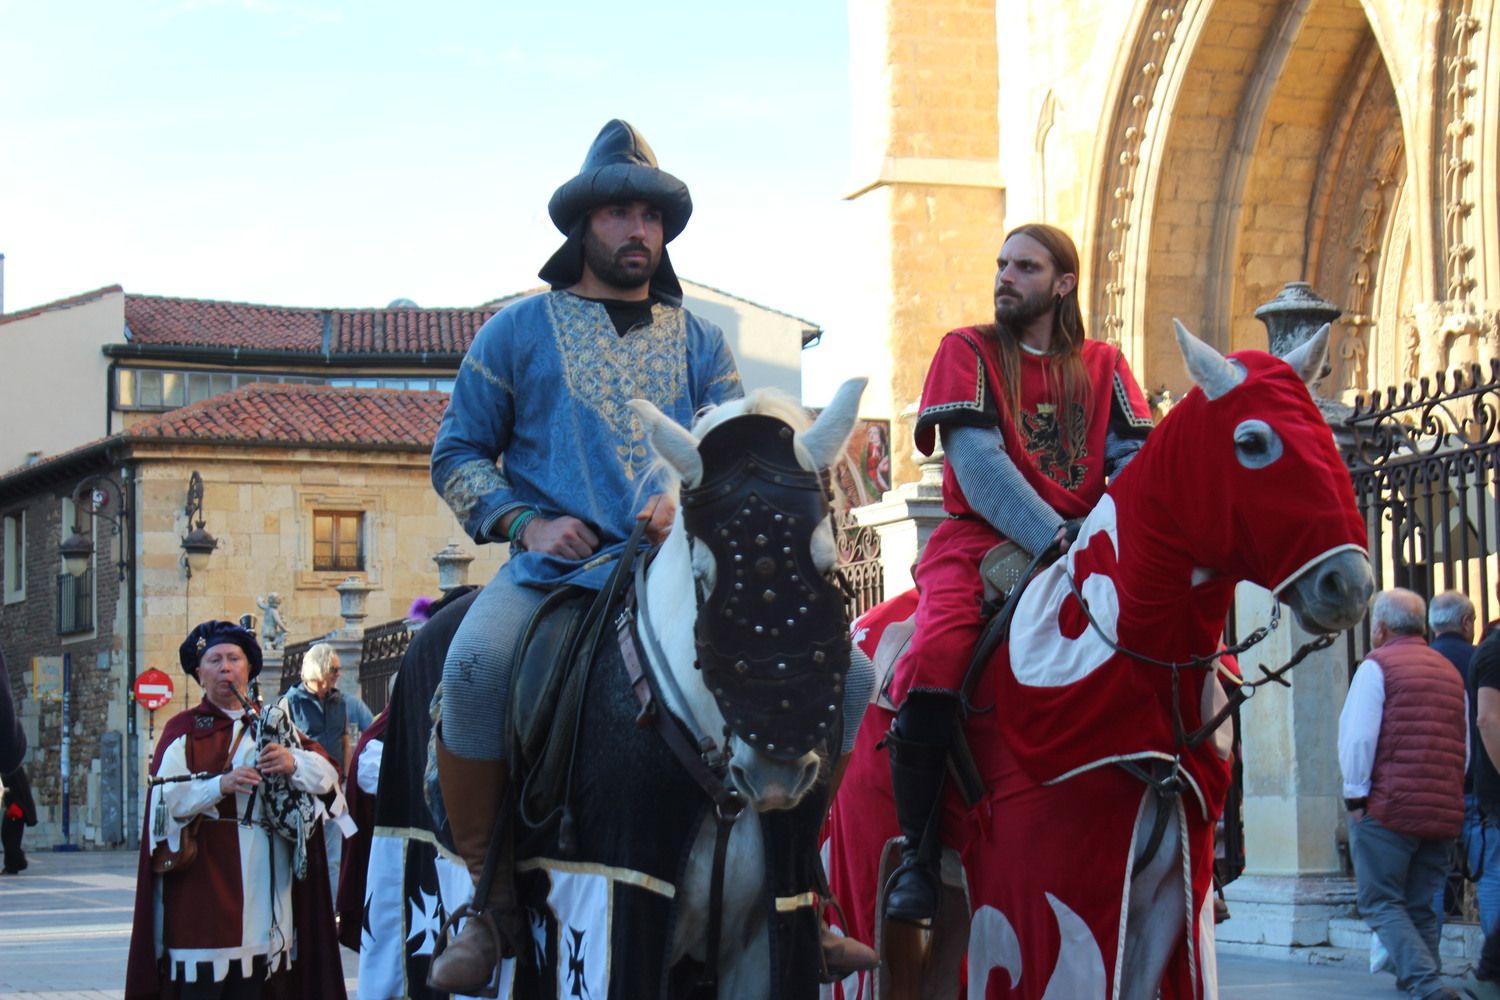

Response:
(125, 620), (346, 1000)
(882, 223), (1154, 926)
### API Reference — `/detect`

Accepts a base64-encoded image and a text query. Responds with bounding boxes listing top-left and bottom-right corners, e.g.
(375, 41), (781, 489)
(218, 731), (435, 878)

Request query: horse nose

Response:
(1317, 552), (1374, 606)
(1307, 550), (1374, 629)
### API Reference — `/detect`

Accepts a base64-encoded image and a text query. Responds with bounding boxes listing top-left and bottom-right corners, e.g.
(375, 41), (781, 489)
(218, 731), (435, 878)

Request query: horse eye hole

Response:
(1233, 419), (1283, 468)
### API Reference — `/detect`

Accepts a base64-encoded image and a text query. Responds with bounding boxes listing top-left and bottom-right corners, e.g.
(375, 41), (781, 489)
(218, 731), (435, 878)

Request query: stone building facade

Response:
(850, 0), (1500, 482)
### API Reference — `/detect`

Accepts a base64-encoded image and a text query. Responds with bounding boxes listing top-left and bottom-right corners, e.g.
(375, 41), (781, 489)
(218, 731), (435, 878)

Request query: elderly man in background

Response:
(1426, 591), (1481, 934)
(1340, 588), (1468, 1000)
(1430, 591), (1478, 681)
(284, 642), (362, 900)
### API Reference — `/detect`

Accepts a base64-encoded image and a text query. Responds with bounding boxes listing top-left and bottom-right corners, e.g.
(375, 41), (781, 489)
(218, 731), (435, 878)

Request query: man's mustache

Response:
(616, 242), (653, 260)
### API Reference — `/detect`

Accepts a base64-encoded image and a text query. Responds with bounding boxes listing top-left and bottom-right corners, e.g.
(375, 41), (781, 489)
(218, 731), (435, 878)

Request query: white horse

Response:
(626, 376), (867, 999)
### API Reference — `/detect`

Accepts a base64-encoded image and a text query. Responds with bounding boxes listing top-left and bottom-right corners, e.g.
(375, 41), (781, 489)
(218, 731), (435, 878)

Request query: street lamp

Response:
(180, 471), (217, 578)
(60, 476), (129, 580)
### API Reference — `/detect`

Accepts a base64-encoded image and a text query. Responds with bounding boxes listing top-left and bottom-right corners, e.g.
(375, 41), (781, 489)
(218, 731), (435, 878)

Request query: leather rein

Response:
(616, 544), (744, 996)
(1058, 569), (1336, 751)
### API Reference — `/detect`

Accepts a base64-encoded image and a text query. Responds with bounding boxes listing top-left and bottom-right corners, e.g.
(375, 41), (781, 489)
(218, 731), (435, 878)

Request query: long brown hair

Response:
(984, 222), (1091, 461)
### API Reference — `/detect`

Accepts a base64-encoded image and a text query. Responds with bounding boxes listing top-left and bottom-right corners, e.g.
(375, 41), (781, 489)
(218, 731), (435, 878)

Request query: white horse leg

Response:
(671, 810), (771, 1000)
(1119, 791), (1185, 1000)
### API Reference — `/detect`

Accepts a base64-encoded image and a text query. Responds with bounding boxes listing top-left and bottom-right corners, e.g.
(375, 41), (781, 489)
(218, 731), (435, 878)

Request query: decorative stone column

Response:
(329, 576), (374, 698)
(1219, 283), (1359, 954)
(433, 542), (475, 592)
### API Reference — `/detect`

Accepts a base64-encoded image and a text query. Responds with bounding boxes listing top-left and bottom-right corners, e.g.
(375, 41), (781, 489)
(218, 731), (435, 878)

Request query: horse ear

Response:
(1174, 319), (1245, 401)
(795, 377), (868, 471)
(1281, 323), (1330, 388)
(627, 399), (704, 487)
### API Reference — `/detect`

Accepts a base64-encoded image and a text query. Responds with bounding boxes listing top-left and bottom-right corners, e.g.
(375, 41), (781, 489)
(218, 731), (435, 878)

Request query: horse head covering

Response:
(680, 414), (850, 760)
(538, 119), (691, 304)
(179, 619), (263, 681)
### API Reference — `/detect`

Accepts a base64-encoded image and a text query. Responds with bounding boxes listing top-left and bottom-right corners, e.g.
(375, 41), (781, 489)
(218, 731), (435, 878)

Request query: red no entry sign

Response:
(134, 668), (175, 711)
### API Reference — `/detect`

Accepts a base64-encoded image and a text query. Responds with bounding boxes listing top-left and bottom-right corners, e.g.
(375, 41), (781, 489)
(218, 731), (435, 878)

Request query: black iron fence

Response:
(1343, 360), (1500, 662)
(358, 618), (414, 715)
(835, 507), (884, 619)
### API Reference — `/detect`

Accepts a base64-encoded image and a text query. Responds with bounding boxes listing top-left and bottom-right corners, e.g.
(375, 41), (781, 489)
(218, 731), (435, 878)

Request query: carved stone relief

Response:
(1094, 1), (1194, 348)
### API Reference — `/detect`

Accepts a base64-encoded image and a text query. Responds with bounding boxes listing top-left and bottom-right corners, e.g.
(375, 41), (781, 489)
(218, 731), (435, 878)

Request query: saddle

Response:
(505, 520), (648, 845)
(505, 585), (598, 836)
(946, 529), (1077, 806)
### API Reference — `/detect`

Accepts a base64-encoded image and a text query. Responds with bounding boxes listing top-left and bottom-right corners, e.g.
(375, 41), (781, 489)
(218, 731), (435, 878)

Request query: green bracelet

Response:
(507, 509), (539, 549)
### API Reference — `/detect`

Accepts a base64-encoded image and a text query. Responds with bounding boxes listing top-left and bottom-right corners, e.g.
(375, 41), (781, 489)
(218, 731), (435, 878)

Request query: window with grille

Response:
(57, 569), (93, 635)
(313, 511), (365, 571)
(2, 511), (23, 603)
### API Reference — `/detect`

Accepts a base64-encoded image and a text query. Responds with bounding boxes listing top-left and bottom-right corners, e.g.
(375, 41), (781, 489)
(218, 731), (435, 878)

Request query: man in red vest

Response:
(1339, 588), (1468, 1000)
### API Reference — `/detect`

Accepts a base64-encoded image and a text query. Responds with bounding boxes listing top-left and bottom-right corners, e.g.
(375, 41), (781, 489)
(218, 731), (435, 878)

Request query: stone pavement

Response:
(0, 846), (1472, 998)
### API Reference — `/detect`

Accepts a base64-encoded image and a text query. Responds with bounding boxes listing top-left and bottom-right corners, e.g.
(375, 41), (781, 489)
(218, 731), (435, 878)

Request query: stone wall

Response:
(0, 480), (129, 847)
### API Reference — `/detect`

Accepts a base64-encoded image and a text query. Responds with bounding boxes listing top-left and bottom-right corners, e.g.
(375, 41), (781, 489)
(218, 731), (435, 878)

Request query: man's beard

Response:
(994, 287), (1054, 333)
(583, 228), (659, 292)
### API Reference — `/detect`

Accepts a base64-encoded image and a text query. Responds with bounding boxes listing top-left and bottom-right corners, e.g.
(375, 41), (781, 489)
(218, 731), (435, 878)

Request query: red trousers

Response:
(889, 517), (1001, 704)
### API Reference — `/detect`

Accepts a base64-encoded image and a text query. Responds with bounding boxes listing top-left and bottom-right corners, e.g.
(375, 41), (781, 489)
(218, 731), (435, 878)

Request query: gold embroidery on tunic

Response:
(547, 294), (689, 483)
(462, 353), (511, 394)
(441, 459), (507, 525)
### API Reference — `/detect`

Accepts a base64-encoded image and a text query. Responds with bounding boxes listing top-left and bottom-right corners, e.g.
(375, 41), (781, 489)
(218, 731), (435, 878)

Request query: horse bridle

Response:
(1057, 568), (1337, 750)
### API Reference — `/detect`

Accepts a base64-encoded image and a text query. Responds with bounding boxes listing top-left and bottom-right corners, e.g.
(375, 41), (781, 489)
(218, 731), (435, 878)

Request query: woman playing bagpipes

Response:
(125, 620), (348, 1000)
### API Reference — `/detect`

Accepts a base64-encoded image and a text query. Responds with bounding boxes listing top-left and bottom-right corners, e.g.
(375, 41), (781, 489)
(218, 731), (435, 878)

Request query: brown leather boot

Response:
(427, 737), (512, 998)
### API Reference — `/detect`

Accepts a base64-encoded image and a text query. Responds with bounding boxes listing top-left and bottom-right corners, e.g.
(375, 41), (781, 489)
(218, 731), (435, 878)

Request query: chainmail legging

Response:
(440, 568), (877, 762)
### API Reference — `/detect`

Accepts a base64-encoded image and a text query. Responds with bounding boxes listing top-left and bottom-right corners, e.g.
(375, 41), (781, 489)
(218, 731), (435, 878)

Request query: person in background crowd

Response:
(1427, 591), (1479, 931)
(1464, 617), (1500, 999)
(284, 642), (361, 900)
(1, 765), (36, 874)
(1340, 589), (1468, 1000)
(1430, 590), (1478, 681)
(336, 697), (389, 950)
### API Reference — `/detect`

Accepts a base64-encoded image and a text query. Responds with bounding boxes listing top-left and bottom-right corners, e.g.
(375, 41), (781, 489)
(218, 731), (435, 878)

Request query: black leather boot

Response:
(882, 690), (960, 927)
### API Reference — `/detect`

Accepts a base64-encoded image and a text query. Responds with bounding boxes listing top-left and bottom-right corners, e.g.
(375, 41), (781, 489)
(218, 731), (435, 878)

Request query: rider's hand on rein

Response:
(522, 515), (600, 560)
(637, 494), (675, 546)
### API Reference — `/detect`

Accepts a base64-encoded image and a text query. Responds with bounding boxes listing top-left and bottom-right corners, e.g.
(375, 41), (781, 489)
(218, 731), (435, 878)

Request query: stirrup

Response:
(882, 853), (942, 928)
(428, 902), (505, 999)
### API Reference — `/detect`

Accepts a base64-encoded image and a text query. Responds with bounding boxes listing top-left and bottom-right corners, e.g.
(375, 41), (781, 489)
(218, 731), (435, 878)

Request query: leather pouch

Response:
(151, 816), (201, 874)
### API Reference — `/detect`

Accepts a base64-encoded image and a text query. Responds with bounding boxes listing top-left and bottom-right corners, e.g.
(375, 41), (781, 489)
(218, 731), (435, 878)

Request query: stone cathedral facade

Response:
(847, 0), (1500, 480)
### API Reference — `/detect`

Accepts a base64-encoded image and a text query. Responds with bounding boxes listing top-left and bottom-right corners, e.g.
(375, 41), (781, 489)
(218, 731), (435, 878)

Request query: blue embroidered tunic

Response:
(431, 291), (743, 590)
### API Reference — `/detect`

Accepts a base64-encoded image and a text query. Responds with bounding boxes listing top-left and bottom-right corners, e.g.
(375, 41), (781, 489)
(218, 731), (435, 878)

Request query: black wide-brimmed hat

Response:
(546, 119), (692, 240)
(538, 120), (690, 304)
(179, 619), (263, 681)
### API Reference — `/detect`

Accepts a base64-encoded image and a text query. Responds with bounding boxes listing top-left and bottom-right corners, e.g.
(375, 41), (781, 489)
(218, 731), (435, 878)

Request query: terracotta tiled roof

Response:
(123, 294), (498, 354)
(332, 309), (493, 354)
(127, 384), (448, 450)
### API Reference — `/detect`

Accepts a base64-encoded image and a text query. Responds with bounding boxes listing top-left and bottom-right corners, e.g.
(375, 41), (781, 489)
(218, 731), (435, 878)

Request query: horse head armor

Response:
(681, 413), (850, 761)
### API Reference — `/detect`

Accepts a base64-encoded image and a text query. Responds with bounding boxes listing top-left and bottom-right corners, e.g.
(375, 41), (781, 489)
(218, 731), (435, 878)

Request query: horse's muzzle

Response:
(1283, 548), (1374, 634)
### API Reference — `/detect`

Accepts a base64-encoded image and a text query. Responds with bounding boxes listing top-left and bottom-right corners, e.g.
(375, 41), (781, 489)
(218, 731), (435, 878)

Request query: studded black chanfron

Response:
(679, 414), (850, 760)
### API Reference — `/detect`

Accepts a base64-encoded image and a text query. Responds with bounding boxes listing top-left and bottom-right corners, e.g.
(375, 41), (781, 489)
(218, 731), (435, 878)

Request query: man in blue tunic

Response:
(428, 119), (747, 992)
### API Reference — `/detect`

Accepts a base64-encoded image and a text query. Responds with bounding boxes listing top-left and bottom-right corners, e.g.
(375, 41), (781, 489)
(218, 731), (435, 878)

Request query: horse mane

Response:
(639, 388), (817, 503)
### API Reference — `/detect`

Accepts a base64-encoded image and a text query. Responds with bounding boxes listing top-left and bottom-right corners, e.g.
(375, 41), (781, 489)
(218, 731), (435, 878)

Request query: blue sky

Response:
(0, 0), (862, 403)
